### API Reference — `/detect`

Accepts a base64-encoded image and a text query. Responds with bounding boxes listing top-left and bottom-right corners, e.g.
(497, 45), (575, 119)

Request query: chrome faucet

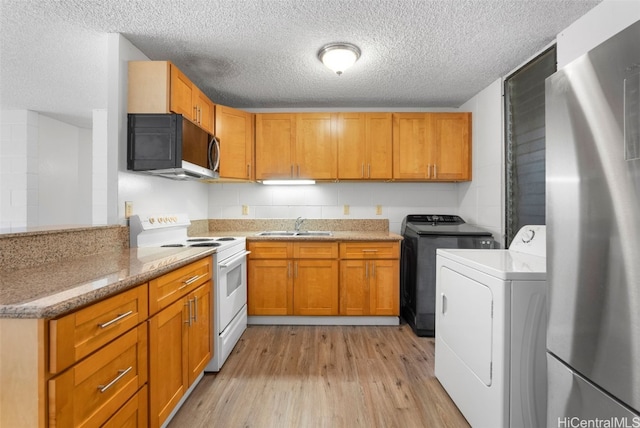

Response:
(294, 217), (305, 232)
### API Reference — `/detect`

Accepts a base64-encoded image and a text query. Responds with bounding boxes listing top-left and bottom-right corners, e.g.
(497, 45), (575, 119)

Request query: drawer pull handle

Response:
(98, 366), (132, 393)
(362, 249), (379, 252)
(179, 274), (202, 290)
(98, 310), (133, 329)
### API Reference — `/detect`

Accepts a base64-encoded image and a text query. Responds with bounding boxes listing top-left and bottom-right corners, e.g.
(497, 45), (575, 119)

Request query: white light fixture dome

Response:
(318, 43), (361, 75)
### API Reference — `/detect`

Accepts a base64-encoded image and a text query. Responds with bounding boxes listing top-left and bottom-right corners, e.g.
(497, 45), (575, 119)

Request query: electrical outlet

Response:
(242, 205), (249, 215)
(125, 201), (133, 218)
(376, 205), (382, 215)
(343, 204), (350, 215)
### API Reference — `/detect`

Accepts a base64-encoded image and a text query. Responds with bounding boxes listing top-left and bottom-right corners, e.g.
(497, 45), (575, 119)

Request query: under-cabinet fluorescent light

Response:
(261, 180), (316, 186)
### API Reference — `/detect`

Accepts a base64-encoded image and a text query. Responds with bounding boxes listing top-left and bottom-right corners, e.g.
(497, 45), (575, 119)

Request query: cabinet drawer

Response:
(102, 384), (148, 428)
(149, 257), (212, 315)
(293, 242), (338, 259)
(49, 284), (148, 373)
(48, 324), (148, 428)
(248, 241), (292, 259)
(340, 241), (400, 259)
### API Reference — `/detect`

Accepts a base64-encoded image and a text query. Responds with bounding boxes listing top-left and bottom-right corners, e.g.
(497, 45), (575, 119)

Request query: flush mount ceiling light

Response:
(318, 43), (361, 75)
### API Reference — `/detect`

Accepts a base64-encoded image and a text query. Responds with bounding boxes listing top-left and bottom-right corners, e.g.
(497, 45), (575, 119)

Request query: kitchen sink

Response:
(256, 231), (332, 237)
(294, 231), (332, 236)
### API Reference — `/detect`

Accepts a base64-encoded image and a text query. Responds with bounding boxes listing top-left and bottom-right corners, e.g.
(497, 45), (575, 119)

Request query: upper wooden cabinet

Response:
(337, 113), (392, 180)
(128, 61), (215, 135)
(255, 113), (338, 180)
(392, 112), (471, 181)
(215, 105), (254, 180)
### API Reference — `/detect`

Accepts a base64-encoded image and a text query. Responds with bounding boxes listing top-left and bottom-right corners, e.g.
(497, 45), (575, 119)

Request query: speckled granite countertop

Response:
(1, 218), (401, 320)
(0, 247), (215, 319)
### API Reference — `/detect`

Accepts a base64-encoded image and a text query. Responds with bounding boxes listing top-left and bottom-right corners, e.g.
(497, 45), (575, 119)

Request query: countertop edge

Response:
(0, 248), (215, 320)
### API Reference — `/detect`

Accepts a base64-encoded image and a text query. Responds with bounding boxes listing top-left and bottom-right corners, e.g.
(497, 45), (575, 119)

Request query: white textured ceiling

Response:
(1, 0), (602, 128)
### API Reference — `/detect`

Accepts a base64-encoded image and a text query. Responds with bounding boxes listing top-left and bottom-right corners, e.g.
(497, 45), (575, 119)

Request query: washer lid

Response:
(437, 248), (547, 280)
(407, 223), (493, 236)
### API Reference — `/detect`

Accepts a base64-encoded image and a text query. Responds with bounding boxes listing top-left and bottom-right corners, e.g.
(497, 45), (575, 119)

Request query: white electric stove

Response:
(129, 213), (248, 372)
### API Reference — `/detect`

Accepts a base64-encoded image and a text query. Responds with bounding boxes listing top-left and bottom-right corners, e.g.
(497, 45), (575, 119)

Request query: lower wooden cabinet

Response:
(0, 256), (213, 428)
(248, 241), (339, 315)
(248, 240), (400, 318)
(149, 282), (212, 428)
(339, 242), (400, 316)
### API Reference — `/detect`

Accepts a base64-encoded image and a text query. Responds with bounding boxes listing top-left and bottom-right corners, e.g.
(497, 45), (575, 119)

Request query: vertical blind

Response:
(504, 46), (556, 247)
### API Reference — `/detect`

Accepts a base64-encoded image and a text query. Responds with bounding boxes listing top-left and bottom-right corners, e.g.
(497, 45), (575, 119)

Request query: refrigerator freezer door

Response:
(546, 20), (640, 415)
(547, 354), (640, 424)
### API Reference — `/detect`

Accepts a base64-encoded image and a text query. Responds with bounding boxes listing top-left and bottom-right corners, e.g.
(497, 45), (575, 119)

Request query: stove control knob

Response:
(158, 217), (164, 223)
(149, 217), (155, 224)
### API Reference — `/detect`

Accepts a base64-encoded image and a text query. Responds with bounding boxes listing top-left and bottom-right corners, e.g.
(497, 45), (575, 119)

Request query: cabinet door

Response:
(366, 113), (393, 179)
(187, 283), (212, 385)
(169, 63), (194, 119)
(149, 298), (188, 428)
(369, 259), (399, 315)
(392, 113), (430, 179)
(296, 113), (337, 179)
(430, 113), (471, 181)
(193, 87), (215, 134)
(255, 114), (296, 179)
(293, 259), (339, 315)
(216, 105), (254, 180)
(248, 260), (293, 315)
(339, 260), (368, 315)
(337, 113), (367, 179)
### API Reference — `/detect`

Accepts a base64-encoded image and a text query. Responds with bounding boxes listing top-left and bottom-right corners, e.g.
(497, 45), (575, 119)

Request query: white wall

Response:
(37, 114), (92, 225)
(0, 110), (38, 228)
(207, 181), (460, 235)
(457, 79), (504, 245)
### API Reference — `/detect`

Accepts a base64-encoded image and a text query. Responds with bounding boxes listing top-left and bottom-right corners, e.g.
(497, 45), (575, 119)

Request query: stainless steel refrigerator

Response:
(546, 19), (640, 425)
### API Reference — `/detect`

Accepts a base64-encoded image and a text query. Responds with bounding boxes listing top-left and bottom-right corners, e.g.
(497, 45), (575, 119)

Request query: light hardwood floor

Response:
(168, 324), (469, 428)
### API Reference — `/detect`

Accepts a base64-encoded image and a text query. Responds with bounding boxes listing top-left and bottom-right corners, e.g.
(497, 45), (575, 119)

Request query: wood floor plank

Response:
(168, 324), (469, 428)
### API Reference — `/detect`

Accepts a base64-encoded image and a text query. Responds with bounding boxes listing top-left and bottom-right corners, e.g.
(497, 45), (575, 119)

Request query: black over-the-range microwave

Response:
(127, 113), (220, 180)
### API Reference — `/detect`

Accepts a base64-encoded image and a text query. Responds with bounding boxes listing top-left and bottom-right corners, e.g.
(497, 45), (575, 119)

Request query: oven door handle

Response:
(219, 250), (251, 269)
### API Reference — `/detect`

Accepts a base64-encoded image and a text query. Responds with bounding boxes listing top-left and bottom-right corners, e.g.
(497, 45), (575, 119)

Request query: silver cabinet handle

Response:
(247, 164), (251, 178)
(98, 310), (133, 329)
(192, 296), (198, 323)
(179, 274), (203, 290)
(362, 249), (378, 253)
(371, 261), (375, 278)
(434, 164), (437, 179)
(185, 300), (192, 326)
(98, 366), (132, 393)
(441, 293), (447, 314)
(365, 261), (368, 279)
(368, 163), (371, 178)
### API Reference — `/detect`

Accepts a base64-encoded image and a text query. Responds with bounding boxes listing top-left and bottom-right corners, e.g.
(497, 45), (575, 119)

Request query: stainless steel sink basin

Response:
(256, 231), (332, 237)
(295, 231), (332, 236)
(256, 231), (296, 236)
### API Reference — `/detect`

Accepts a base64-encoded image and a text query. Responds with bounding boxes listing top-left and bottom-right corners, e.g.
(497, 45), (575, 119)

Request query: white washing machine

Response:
(434, 225), (547, 428)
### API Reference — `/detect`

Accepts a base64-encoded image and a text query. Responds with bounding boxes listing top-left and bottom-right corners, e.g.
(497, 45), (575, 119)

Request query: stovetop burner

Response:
(161, 244), (185, 248)
(187, 238), (215, 242)
(190, 242), (222, 248)
(216, 237), (236, 241)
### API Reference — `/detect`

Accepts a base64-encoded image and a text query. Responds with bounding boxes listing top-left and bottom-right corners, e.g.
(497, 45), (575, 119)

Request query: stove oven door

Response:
(217, 250), (250, 333)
